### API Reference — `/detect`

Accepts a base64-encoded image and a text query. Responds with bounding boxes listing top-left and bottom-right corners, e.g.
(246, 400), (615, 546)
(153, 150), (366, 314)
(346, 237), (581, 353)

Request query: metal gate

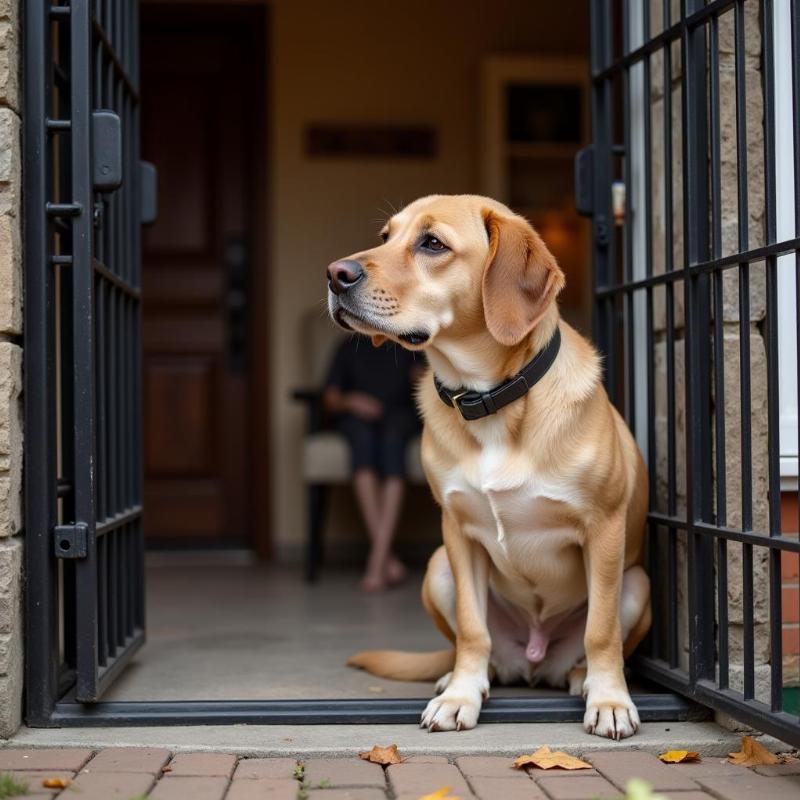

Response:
(26, 0), (795, 731)
(24, 0), (150, 723)
(582, 0), (800, 745)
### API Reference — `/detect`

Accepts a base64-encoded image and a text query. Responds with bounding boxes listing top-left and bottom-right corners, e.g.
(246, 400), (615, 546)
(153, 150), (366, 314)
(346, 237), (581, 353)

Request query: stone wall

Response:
(0, 0), (22, 738)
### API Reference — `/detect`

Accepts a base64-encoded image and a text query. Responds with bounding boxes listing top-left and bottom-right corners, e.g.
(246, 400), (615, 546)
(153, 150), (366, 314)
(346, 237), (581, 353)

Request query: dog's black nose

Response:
(327, 259), (364, 295)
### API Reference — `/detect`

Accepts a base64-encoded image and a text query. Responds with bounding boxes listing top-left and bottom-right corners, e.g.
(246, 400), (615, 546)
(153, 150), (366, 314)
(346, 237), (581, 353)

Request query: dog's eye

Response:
(421, 234), (447, 253)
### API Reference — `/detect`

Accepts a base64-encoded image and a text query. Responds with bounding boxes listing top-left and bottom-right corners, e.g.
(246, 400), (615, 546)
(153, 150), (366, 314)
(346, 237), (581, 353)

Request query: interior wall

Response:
(269, 0), (589, 560)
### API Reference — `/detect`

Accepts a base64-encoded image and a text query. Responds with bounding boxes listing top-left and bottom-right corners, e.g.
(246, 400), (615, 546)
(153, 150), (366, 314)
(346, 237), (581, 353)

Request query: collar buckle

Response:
(433, 327), (562, 421)
(447, 389), (473, 420)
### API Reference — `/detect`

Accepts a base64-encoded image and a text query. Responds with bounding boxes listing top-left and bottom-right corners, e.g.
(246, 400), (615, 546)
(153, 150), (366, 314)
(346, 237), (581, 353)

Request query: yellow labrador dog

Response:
(327, 195), (650, 740)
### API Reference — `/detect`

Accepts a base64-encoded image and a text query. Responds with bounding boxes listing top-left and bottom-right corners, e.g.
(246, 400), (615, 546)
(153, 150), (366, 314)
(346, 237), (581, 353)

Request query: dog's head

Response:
(327, 194), (565, 350)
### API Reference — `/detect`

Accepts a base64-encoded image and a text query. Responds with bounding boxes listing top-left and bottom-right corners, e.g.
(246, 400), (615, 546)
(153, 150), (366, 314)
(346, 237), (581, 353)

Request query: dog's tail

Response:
(346, 648), (455, 682)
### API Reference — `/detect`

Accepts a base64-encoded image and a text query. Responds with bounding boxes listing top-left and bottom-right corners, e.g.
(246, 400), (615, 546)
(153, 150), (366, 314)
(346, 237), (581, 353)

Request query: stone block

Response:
(0, 213), (22, 334)
(0, 0), (18, 21)
(0, 534), (21, 630)
(718, 0), (762, 59)
(0, 621), (20, 736)
(0, 107), (19, 217)
(0, 106), (19, 184)
(0, 343), (22, 540)
(0, 535), (21, 737)
(0, 19), (18, 111)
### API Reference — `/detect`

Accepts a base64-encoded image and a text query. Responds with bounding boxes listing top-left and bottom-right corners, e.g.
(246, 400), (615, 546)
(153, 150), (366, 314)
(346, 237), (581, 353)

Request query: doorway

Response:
(140, 4), (270, 552)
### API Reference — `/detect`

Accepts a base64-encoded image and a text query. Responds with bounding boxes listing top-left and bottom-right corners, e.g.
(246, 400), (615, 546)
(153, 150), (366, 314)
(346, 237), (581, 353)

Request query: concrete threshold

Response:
(3, 721), (790, 758)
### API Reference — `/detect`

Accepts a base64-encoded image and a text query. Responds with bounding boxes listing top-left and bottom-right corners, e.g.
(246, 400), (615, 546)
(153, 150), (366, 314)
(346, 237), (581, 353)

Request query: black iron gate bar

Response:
(85, 0), (146, 705)
(24, 0), (145, 725)
(588, 0), (800, 746)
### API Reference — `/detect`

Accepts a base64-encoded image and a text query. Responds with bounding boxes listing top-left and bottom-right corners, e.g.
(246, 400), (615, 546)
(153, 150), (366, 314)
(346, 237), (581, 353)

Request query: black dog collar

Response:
(434, 328), (561, 421)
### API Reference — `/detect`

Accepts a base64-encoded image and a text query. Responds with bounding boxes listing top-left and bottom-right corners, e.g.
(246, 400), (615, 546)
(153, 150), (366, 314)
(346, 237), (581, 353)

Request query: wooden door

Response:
(140, 16), (256, 544)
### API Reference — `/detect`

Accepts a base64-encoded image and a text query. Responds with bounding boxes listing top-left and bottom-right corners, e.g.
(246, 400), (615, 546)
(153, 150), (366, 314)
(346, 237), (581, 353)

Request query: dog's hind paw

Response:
(421, 679), (487, 732)
(567, 665), (586, 697)
(583, 689), (640, 740)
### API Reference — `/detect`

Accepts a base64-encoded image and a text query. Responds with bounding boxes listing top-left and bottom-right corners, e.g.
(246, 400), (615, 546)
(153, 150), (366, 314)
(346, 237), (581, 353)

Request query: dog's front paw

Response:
(421, 678), (488, 732)
(435, 671), (453, 695)
(583, 687), (640, 740)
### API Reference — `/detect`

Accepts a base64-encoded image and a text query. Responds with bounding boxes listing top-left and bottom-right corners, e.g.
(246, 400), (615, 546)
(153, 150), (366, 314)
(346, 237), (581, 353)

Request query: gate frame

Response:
(23, 0), (148, 725)
(587, 0), (800, 746)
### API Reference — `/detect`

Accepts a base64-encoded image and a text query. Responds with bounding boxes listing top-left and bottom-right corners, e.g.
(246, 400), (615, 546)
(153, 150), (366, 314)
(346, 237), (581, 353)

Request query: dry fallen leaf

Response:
(513, 746), (592, 771)
(358, 744), (405, 766)
(658, 750), (701, 764)
(728, 736), (780, 767)
(42, 778), (72, 789)
(417, 788), (460, 800)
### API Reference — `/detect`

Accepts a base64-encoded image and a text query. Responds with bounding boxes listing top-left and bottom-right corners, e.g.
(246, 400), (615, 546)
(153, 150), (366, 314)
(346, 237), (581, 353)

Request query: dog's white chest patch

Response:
(441, 436), (579, 550)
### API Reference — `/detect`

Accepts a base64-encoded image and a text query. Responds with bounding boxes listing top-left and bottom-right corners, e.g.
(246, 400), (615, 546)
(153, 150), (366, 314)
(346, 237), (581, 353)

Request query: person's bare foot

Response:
(360, 573), (387, 592)
(362, 545), (388, 592)
(384, 555), (408, 587)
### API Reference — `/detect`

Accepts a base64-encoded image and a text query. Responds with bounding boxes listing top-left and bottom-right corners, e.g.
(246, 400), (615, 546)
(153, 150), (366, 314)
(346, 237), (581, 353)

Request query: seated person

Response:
(323, 336), (422, 592)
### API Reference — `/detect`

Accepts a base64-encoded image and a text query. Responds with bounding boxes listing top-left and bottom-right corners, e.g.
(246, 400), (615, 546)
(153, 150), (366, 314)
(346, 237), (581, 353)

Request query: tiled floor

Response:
(0, 747), (798, 800)
(104, 560), (568, 701)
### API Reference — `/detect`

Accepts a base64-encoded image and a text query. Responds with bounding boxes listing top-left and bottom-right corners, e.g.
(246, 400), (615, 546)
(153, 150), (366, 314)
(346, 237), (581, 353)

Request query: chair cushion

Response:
(302, 432), (426, 484)
(303, 432), (351, 483)
(405, 436), (426, 482)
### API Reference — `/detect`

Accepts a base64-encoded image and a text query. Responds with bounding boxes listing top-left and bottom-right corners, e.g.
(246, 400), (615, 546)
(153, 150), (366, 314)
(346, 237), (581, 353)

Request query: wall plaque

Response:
(305, 124), (437, 158)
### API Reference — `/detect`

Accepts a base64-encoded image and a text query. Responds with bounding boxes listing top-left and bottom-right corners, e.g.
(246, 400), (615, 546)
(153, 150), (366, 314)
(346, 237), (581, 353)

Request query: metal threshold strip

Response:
(50, 693), (707, 727)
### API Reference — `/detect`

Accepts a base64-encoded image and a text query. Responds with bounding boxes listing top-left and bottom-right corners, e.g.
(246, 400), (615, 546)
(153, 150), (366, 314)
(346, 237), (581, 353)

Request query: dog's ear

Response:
(481, 210), (565, 347)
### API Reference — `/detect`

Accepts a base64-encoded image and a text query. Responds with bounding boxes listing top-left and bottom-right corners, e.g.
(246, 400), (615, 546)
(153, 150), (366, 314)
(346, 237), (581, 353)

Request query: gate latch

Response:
(92, 110), (123, 193)
(54, 523), (88, 559)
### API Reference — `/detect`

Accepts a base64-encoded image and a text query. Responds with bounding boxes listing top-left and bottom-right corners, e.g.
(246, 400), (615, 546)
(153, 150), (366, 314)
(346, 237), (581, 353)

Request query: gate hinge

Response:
(139, 161), (158, 225)
(54, 523), (88, 559)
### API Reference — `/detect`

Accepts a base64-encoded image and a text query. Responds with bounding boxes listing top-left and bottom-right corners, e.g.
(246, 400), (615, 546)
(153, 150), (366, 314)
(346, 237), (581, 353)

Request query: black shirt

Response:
(326, 336), (419, 411)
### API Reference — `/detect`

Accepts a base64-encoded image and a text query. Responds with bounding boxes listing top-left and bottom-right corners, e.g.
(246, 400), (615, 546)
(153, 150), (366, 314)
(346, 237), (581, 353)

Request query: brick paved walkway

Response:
(0, 746), (798, 800)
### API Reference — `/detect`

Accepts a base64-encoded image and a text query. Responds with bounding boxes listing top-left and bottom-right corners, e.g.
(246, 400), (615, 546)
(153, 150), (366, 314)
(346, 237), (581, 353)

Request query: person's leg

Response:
(361, 479), (398, 591)
(353, 469), (382, 537)
(338, 416), (386, 588)
(373, 409), (417, 586)
(379, 477), (407, 585)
